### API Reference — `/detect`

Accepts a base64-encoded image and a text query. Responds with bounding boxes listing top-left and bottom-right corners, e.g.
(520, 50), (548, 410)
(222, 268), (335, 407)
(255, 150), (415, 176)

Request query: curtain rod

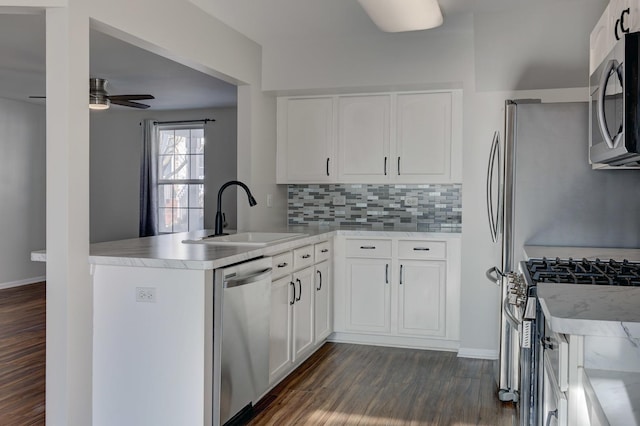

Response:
(153, 118), (215, 125)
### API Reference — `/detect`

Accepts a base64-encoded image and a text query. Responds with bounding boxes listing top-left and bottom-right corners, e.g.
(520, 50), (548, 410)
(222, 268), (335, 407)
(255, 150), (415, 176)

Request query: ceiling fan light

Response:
(89, 97), (110, 110)
(358, 0), (443, 32)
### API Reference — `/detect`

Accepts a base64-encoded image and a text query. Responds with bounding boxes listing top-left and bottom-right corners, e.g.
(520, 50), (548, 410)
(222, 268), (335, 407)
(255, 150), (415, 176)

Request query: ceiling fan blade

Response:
(110, 99), (151, 109)
(108, 94), (155, 101)
(29, 96), (46, 99)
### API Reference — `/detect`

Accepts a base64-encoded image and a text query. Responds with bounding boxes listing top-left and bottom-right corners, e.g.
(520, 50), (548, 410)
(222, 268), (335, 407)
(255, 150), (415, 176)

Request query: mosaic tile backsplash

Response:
(288, 184), (462, 232)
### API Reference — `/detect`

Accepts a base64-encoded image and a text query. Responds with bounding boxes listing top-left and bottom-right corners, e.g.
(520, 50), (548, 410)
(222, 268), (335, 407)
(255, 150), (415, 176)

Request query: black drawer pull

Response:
(321, 249), (329, 253)
(360, 246), (376, 250)
(277, 262), (288, 268)
(413, 247), (431, 251)
(302, 254), (311, 259)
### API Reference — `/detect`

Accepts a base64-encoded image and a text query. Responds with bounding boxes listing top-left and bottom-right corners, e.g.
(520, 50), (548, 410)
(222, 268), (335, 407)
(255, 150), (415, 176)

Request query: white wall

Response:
(256, 2), (606, 357)
(89, 107), (237, 243)
(20, 0), (285, 424)
(0, 97), (46, 288)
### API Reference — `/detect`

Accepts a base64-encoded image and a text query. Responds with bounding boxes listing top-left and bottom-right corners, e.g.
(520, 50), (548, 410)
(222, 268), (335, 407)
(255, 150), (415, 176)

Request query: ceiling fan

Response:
(29, 78), (155, 110)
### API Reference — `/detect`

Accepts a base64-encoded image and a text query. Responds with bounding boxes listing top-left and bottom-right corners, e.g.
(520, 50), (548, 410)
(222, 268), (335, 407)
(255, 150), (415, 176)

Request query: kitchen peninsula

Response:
(526, 245), (640, 426)
(33, 227), (461, 426)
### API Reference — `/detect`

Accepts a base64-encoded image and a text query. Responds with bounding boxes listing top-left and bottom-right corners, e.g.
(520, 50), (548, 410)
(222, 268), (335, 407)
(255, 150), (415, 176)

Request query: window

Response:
(157, 125), (205, 233)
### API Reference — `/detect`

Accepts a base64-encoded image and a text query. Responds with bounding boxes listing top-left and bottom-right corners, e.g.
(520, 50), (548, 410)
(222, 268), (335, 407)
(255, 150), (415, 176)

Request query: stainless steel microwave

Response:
(589, 31), (640, 167)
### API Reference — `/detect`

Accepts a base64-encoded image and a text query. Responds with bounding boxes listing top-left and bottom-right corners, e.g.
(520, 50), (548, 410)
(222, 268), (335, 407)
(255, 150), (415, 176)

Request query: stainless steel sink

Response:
(183, 232), (307, 247)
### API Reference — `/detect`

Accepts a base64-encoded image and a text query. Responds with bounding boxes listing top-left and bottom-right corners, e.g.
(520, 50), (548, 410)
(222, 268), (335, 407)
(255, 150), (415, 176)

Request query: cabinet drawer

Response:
(293, 245), (314, 270)
(398, 240), (446, 260)
(315, 241), (331, 262)
(272, 251), (294, 279)
(345, 239), (392, 258)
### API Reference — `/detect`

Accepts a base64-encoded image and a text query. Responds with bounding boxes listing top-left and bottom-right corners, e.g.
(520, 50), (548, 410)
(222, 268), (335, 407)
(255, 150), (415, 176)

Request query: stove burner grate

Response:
(526, 257), (640, 286)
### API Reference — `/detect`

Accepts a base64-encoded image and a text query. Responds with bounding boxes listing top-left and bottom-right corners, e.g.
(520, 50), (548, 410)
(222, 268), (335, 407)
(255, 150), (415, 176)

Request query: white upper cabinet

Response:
(338, 95), (391, 182)
(395, 92), (452, 182)
(277, 97), (336, 183)
(277, 90), (462, 184)
(590, 0), (640, 74)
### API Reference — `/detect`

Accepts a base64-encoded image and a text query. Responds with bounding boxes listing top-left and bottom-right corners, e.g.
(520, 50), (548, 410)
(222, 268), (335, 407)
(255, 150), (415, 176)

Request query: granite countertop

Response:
(31, 226), (461, 270)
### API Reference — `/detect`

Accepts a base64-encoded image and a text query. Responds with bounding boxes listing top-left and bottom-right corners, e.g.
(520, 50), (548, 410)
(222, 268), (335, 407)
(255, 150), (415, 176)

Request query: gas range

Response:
(523, 257), (640, 286)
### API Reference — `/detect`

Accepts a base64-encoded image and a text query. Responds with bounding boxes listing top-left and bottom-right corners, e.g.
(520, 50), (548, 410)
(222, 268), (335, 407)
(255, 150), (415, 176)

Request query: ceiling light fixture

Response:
(358, 0), (443, 32)
(89, 78), (110, 110)
(89, 97), (110, 110)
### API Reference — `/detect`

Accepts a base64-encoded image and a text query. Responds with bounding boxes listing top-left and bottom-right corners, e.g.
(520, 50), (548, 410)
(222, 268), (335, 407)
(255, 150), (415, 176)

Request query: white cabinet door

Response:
(277, 97), (335, 183)
(345, 258), (391, 334)
(269, 275), (293, 383)
(338, 95), (390, 182)
(395, 92), (452, 182)
(292, 267), (315, 361)
(397, 260), (446, 337)
(314, 260), (331, 343)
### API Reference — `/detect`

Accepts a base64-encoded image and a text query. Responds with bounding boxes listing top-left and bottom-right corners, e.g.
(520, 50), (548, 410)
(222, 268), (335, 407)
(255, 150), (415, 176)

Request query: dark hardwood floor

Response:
(0, 282), (46, 425)
(248, 343), (517, 426)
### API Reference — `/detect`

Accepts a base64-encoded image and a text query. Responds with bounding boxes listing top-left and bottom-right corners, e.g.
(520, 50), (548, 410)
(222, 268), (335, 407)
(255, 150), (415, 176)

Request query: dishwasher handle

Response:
(224, 267), (273, 289)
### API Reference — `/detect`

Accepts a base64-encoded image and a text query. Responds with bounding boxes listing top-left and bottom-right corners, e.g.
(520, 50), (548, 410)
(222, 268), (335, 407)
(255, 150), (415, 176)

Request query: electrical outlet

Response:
(333, 195), (346, 206)
(266, 194), (273, 208)
(405, 196), (419, 206)
(136, 287), (156, 303)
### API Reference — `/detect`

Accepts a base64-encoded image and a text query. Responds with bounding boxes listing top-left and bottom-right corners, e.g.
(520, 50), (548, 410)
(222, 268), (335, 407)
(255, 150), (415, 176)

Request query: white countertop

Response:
(524, 245), (640, 337)
(31, 226), (460, 270)
(584, 368), (640, 426)
(537, 283), (640, 339)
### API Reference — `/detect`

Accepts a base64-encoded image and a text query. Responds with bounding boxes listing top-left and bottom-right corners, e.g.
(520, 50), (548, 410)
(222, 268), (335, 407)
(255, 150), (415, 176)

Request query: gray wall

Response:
(90, 107), (237, 243)
(0, 98), (46, 287)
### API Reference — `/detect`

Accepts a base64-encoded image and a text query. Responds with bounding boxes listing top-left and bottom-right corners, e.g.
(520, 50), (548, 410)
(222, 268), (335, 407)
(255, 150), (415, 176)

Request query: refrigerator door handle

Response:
(486, 266), (503, 285)
(597, 59), (624, 149)
(486, 131), (500, 242)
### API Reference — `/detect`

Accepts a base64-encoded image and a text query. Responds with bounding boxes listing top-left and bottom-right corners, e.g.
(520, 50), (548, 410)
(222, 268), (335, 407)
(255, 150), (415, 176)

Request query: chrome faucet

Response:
(214, 180), (257, 236)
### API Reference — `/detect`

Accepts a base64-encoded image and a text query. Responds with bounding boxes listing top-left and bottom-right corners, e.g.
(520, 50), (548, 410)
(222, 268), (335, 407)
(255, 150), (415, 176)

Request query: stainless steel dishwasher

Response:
(214, 257), (272, 425)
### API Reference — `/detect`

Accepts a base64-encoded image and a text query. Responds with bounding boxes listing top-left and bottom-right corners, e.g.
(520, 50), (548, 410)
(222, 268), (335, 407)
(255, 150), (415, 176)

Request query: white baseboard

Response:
(457, 347), (499, 360)
(0, 276), (46, 290)
(329, 332), (459, 352)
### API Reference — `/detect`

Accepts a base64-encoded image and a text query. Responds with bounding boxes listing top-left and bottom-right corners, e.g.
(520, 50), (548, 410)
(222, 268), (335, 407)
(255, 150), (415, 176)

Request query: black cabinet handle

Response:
(384, 156), (387, 175)
(400, 264), (404, 285)
(413, 247), (431, 251)
(290, 281), (296, 305)
(296, 278), (302, 301)
(321, 249), (329, 253)
(360, 246), (376, 250)
(316, 270), (322, 291)
(385, 264), (389, 284)
(326, 158), (330, 176)
(397, 157), (401, 175)
(277, 262), (288, 268)
(621, 8), (630, 34)
(302, 254), (311, 259)
(615, 18), (621, 40)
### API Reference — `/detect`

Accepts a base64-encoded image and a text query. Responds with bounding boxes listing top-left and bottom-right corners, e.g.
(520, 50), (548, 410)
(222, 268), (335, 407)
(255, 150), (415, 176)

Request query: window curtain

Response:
(139, 119), (159, 237)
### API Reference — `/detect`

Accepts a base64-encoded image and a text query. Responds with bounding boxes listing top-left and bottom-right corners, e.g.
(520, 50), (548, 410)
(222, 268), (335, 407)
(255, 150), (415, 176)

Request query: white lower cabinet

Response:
(314, 260), (331, 343)
(397, 260), (446, 337)
(268, 241), (333, 385)
(269, 275), (293, 382)
(292, 267), (314, 360)
(334, 236), (461, 350)
(345, 258), (391, 333)
(269, 266), (315, 384)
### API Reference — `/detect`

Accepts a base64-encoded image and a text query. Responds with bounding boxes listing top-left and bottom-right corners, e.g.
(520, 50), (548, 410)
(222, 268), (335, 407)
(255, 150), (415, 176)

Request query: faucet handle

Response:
(223, 213), (228, 229)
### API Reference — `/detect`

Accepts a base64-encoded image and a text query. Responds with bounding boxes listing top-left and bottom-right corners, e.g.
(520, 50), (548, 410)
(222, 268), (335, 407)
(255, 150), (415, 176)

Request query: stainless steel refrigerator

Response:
(485, 100), (640, 412)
